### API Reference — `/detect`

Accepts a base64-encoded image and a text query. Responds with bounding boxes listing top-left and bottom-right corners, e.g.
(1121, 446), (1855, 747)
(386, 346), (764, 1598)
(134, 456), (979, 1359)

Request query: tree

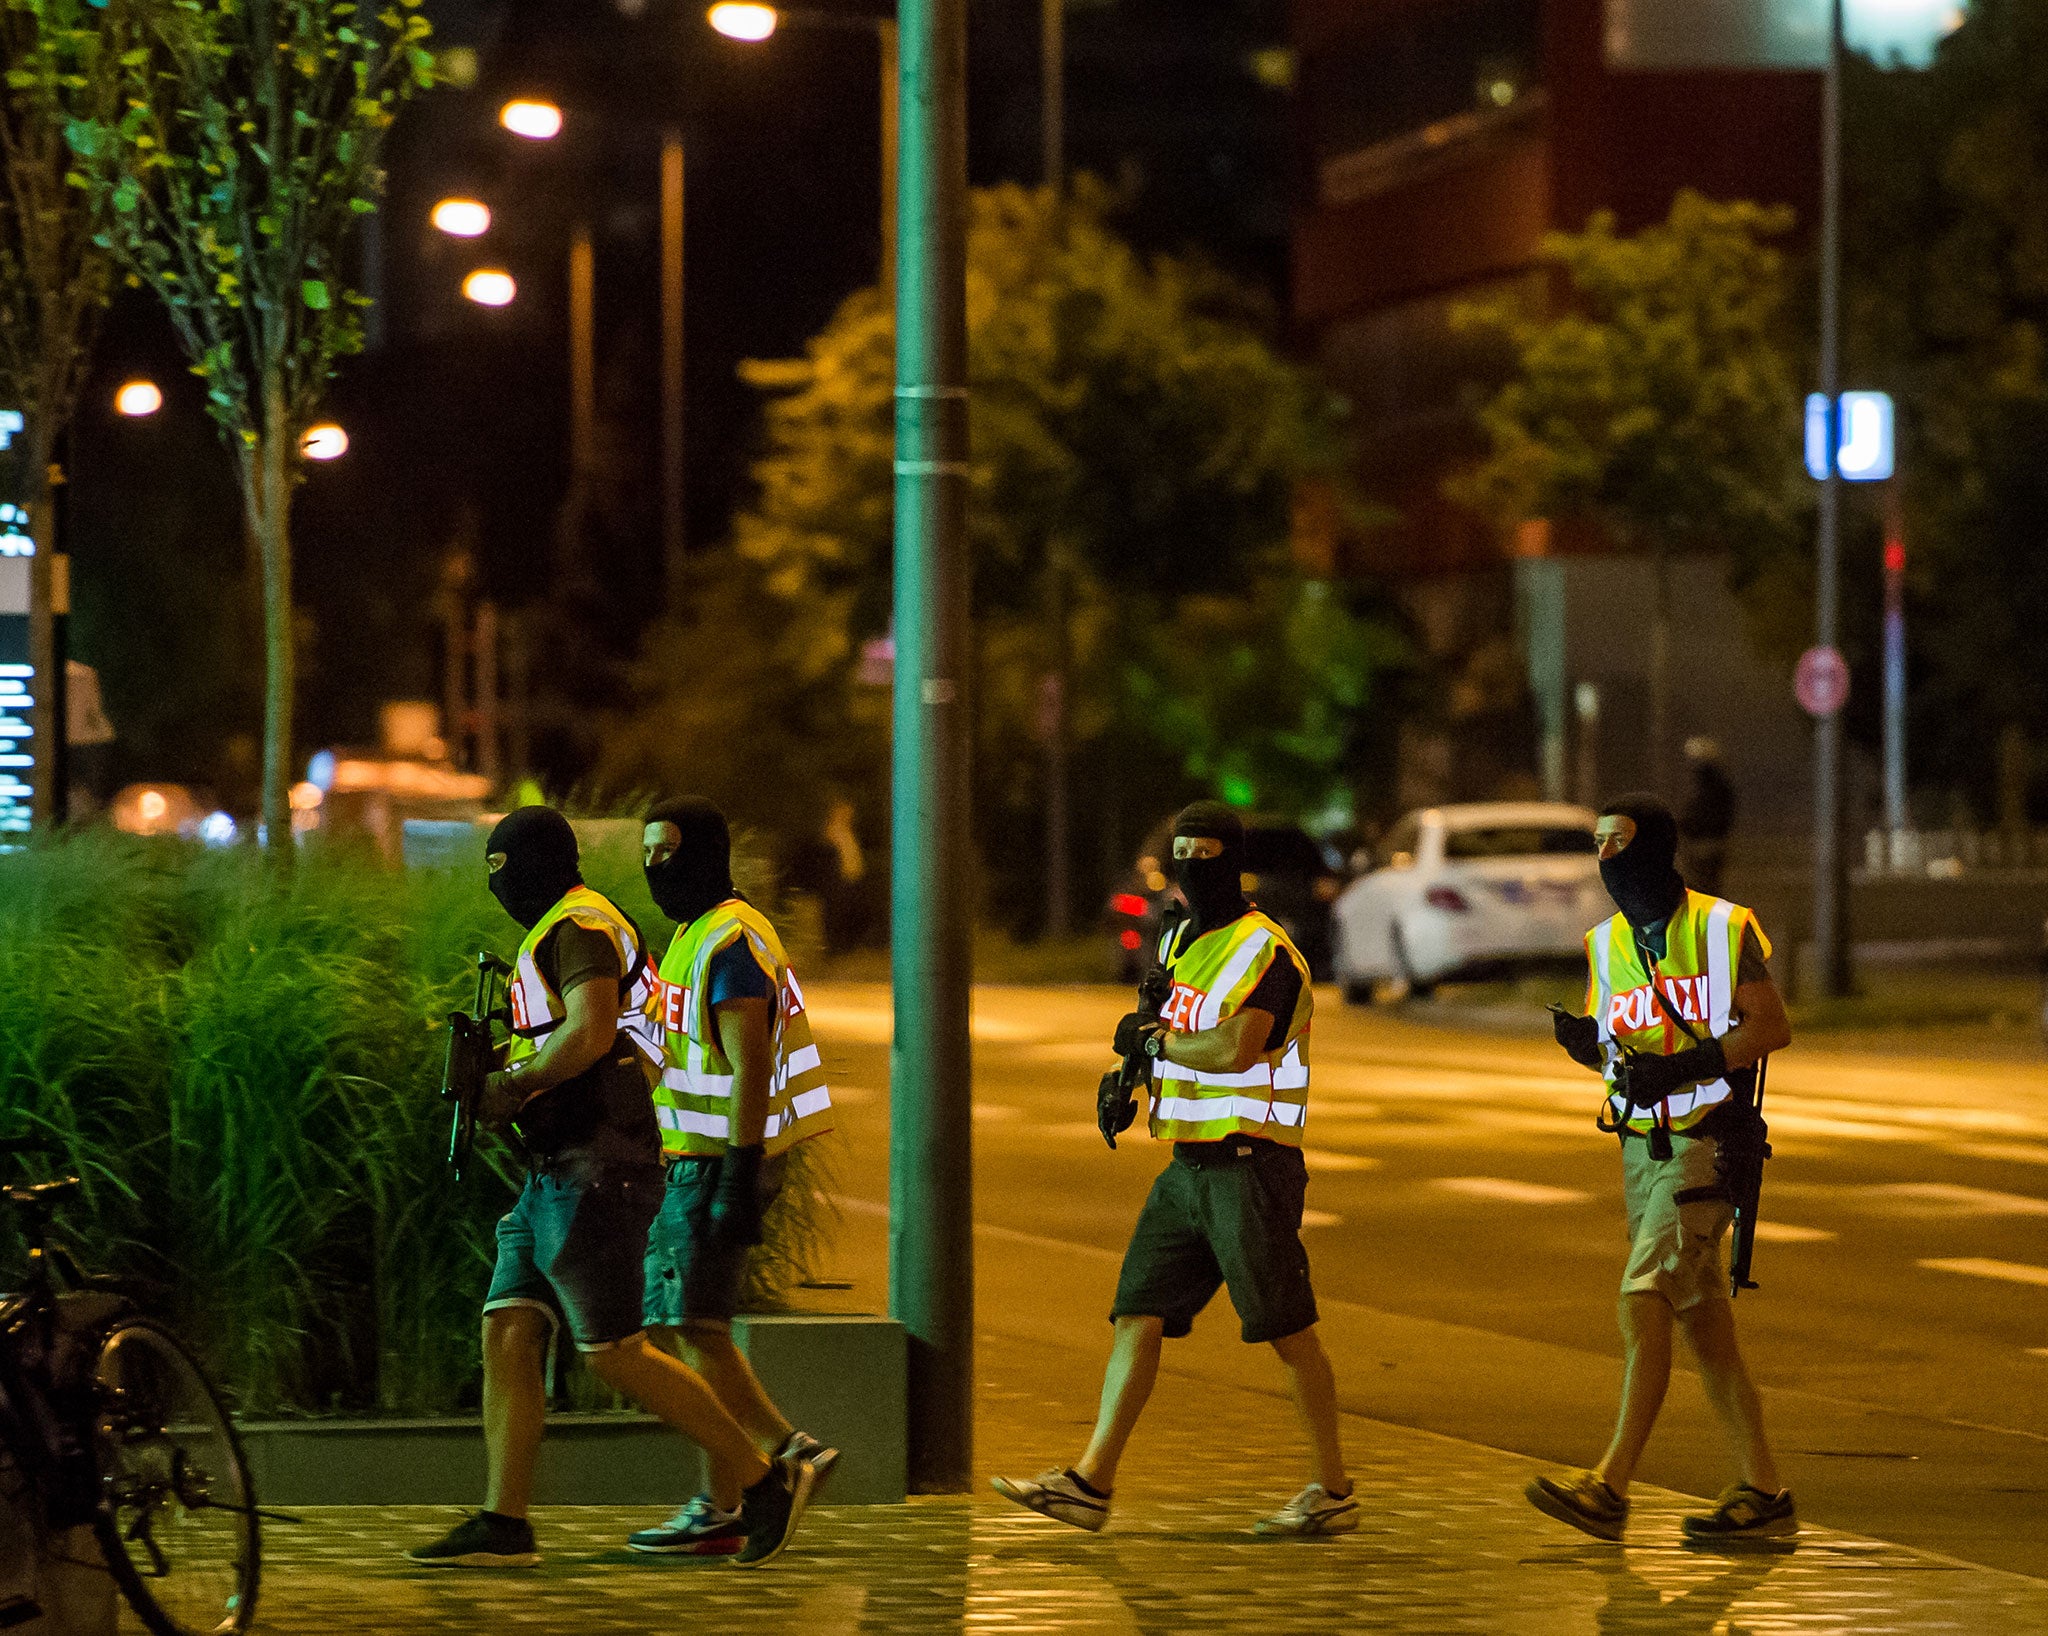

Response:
(60, 0), (434, 858)
(0, 0), (117, 830)
(1450, 191), (1806, 791)
(705, 181), (1387, 928)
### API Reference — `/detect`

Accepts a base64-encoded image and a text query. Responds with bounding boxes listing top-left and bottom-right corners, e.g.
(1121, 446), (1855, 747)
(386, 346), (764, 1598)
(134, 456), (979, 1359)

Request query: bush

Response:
(0, 828), (836, 1416)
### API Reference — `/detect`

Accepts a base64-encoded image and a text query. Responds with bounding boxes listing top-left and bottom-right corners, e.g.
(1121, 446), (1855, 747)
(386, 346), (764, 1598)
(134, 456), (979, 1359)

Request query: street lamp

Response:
(707, 3), (777, 40)
(706, 5), (898, 287)
(113, 380), (162, 418)
(430, 197), (491, 238)
(498, 99), (563, 141)
(462, 268), (517, 307)
(300, 423), (349, 461)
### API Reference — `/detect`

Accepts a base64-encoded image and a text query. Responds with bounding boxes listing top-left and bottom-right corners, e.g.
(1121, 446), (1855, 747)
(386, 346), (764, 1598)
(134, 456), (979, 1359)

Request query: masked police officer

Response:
(624, 798), (839, 1555)
(993, 801), (1356, 1537)
(1526, 793), (1796, 1544)
(406, 806), (814, 1569)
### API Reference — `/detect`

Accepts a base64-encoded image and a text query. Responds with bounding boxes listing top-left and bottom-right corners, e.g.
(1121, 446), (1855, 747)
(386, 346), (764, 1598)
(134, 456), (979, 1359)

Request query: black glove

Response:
(709, 1142), (766, 1248)
(1113, 1012), (1170, 1061)
(1548, 1005), (1603, 1071)
(1097, 1069), (1140, 1149)
(1616, 1039), (1728, 1109)
(1136, 964), (1172, 1016)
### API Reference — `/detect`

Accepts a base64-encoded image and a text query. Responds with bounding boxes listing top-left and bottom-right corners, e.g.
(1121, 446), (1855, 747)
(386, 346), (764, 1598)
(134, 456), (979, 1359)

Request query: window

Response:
(1443, 826), (1597, 860)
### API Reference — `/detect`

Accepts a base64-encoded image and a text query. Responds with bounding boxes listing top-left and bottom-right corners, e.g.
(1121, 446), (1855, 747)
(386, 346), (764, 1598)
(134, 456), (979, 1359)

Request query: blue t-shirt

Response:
(705, 938), (773, 1010)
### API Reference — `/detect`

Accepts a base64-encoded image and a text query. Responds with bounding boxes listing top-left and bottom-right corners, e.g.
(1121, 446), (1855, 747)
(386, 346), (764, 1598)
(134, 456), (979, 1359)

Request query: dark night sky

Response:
(67, 0), (1290, 789)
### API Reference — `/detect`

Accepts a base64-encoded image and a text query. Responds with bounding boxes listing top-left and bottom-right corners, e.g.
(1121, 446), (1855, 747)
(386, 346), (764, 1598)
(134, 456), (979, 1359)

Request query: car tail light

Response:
(1119, 928), (1143, 950)
(1424, 886), (1471, 913)
(1111, 893), (1148, 918)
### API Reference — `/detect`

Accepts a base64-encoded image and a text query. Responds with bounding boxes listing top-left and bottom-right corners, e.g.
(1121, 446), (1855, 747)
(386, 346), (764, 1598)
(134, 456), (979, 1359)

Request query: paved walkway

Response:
(246, 1328), (2047, 1634)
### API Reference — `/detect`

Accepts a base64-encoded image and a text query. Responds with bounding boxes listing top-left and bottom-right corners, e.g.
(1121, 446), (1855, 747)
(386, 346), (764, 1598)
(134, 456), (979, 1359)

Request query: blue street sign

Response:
(1806, 391), (1895, 482)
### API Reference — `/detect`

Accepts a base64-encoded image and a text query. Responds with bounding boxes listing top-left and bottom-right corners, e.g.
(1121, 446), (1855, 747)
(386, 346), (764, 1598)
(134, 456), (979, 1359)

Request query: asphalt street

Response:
(800, 980), (2048, 1580)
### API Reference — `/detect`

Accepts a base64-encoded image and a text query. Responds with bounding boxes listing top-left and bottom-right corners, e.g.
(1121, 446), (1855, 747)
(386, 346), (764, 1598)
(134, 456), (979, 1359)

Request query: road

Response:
(799, 981), (2048, 1579)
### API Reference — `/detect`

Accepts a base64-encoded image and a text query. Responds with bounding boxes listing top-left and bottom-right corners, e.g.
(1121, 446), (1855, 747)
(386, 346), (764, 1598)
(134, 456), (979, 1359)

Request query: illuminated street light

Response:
(499, 98), (563, 140)
(113, 379), (163, 418)
(707, 3), (778, 41)
(430, 197), (491, 238)
(462, 268), (517, 307)
(300, 423), (349, 461)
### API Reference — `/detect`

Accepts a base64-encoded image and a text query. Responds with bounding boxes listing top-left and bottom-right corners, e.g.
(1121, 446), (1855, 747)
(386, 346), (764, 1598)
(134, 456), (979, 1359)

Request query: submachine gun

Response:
(440, 952), (512, 1181)
(1097, 916), (1180, 1149)
(1723, 1055), (1772, 1297)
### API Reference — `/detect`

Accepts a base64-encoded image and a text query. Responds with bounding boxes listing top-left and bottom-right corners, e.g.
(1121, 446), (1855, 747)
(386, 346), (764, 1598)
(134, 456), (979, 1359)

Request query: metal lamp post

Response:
(889, 0), (973, 1494)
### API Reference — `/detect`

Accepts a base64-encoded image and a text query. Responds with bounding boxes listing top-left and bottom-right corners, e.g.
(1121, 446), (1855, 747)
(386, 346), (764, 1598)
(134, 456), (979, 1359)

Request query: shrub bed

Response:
(0, 828), (833, 1416)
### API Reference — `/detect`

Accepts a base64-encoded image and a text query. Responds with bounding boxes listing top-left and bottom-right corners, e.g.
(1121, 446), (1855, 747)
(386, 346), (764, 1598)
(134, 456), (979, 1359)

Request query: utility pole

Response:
(879, 20), (900, 293)
(1811, 0), (1851, 997)
(1039, 0), (1069, 936)
(889, 0), (973, 1495)
(660, 130), (687, 612)
(1040, 0), (1063, 193)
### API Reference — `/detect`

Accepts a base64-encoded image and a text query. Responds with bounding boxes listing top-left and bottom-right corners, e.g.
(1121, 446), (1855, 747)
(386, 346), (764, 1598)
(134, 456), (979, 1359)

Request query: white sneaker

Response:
(1254, 1482), (1359, 1537)
(991, 1467), (1111, 1533)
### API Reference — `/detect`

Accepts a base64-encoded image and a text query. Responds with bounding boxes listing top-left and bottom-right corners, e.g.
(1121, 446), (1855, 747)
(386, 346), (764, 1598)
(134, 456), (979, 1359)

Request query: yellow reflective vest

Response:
(652, 898), (833, 1158)
(1147, 910), (1312, 1145)
(506, 885), (661, 1079)
(1584, 890), (1771, 1133)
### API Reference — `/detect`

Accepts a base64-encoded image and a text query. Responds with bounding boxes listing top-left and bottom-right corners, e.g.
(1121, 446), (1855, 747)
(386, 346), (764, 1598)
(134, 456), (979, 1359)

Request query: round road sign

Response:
(1795, 646), (1850, 717)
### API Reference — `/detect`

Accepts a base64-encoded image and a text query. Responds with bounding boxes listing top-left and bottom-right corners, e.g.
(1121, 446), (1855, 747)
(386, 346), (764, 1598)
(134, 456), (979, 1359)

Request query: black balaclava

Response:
(1172, 800), (1250, 934)
(645, 797), (737, 926)
(486, 806), (583, 930)
(1598, 792), (1686, 930)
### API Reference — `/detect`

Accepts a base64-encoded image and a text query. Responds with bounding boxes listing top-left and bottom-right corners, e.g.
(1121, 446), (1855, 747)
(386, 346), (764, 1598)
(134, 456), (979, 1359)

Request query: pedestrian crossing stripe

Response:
(1920, 1257), (2048, 1288)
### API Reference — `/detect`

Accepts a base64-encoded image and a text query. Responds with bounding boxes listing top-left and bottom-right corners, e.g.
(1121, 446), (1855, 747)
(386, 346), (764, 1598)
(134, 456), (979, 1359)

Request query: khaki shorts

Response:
(1620, 1131), (1733, 1311)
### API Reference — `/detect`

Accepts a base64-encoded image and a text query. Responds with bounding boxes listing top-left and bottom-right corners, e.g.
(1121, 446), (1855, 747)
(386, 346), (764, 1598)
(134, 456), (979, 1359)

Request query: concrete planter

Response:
(238, 1313), (906, 1507)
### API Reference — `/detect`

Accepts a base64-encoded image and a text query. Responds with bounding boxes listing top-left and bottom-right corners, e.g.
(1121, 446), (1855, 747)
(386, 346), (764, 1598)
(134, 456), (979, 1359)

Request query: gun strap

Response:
(1638, 944), (1709, 1046)
(1674, 1183), (1729, 1206)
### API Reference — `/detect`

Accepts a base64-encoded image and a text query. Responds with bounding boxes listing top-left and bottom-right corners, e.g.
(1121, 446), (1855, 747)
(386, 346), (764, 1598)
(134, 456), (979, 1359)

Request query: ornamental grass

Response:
(0, 825), (836, 1417)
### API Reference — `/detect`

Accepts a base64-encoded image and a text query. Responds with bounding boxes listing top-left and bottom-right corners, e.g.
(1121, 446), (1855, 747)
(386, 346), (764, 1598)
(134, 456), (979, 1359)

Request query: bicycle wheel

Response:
(89, 1319), (258, 1636)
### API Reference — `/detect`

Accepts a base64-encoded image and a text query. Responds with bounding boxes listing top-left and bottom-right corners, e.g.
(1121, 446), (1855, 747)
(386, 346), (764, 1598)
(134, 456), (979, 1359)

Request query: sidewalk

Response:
(253, 1319), (2048, 1634)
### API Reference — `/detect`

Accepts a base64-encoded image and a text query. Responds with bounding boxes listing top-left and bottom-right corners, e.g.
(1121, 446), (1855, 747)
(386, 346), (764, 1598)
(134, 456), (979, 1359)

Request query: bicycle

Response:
(0, 1136), (260, 1635)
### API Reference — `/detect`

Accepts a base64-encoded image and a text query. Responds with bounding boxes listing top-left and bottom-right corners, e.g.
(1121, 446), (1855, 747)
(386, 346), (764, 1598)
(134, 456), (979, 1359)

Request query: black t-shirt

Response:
(518, 919), (659, 1165)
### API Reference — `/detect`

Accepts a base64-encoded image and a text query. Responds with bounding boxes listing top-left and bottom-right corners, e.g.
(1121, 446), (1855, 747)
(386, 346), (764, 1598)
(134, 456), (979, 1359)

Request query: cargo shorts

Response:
(1110, 1137), (1319, 1345)
(1620, 1130), (1734, 1312)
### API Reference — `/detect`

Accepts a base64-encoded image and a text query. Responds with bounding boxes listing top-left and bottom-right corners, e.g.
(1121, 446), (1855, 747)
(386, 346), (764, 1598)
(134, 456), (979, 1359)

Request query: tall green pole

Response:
(888, 0), (973, 1492)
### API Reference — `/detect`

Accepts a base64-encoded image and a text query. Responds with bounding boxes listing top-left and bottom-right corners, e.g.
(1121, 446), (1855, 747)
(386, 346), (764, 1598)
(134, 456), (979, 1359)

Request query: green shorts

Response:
(1110, 1138), (1319, 1345)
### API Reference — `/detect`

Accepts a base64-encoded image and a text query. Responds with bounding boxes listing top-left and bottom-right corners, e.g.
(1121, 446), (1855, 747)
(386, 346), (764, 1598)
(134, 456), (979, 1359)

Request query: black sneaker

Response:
(1682, 1483), (1797, 1543)
(1524, 1472), (1628, 1543)
(404, 1511), (540, 1567)
(734, 1453), (816, 1567)
(779, 1429), (841, 1490)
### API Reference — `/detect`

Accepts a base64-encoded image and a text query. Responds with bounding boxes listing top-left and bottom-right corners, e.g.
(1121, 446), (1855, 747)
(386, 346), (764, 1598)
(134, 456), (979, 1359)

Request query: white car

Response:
(1332, 802), (1609, 1001)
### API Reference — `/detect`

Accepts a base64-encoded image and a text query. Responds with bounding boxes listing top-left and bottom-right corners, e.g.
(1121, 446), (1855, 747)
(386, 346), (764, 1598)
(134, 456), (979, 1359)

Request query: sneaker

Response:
(626, 1493), (746, 1556)
(1524, 1471), (1628, 1543)
(990, 1467), (1111, 1533)
(734, 1453), (816, 1567)
(779, 1429), (841, 1490)
(1253, 1482), (1360, 1537)
(1682, 1483), (1797, 1543)
(403, 1511), (540, 1567)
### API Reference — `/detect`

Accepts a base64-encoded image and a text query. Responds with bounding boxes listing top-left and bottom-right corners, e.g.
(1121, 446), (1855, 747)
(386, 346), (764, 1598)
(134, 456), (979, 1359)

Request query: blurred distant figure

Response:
(1679, 738), (1736, 896)
(787, 797), (869, 955)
